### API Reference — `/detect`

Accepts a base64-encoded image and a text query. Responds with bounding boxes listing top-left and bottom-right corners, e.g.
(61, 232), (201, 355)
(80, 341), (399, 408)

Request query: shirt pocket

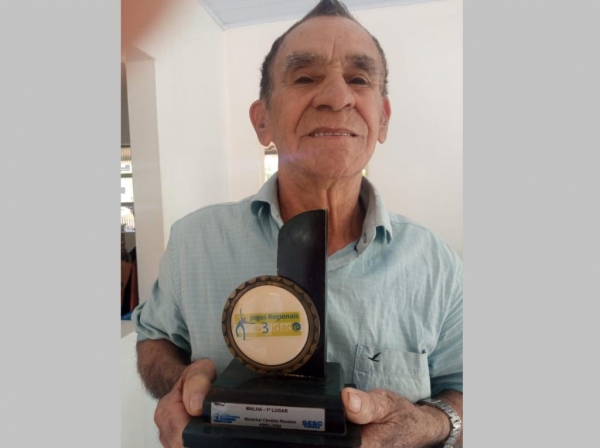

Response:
(352, 344), (431, 403)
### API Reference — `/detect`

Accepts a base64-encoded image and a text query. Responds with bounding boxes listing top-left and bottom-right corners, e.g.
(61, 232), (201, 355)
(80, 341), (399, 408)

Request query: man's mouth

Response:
(308, 129), (357, 137)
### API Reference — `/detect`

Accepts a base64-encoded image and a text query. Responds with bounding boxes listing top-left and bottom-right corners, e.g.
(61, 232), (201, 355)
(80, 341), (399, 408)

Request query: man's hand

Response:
(154, 359), (216, 448)
(341, 387), (452, 448)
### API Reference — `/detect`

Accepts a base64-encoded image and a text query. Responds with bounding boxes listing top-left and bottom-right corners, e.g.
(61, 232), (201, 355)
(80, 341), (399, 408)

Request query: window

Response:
(121, 145), (135, 232)
(264, 143), (278, 182)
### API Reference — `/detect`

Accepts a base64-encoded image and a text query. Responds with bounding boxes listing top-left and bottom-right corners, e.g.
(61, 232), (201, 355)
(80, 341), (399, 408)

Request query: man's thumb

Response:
(341, 387), (389, 425)
(181, 359), (217, 416)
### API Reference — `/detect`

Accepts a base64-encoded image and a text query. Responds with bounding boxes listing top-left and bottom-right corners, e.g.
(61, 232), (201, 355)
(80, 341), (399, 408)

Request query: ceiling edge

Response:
(196, 0), (226, 30)
(216, 0), (442, 30)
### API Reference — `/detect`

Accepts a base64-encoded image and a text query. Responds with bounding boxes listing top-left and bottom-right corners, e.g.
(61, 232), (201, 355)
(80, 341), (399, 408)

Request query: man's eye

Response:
(295, 77), (314, 84)
(350, 77), (368, 85)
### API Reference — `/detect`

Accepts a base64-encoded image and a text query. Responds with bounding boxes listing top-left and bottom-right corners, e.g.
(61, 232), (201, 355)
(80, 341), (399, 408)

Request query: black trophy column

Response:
(277, 209), (328, 379)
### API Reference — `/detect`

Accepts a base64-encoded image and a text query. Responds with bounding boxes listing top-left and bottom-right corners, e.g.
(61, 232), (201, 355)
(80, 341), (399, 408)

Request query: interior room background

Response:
(121, 0), (462, 446)
(121, 0), (462, 310)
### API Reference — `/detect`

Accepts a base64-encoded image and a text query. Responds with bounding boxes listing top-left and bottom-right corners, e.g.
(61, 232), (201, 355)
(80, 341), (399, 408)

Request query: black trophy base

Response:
(182, 360), (361, 448)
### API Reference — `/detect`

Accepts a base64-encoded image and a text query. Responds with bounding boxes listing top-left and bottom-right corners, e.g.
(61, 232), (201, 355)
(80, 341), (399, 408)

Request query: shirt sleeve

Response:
(429, 262), (463, 396)
(131, 225), (191, 354)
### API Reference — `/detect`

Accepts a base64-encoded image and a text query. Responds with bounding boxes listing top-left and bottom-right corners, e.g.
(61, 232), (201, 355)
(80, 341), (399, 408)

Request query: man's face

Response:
(252, 16), (391, 181)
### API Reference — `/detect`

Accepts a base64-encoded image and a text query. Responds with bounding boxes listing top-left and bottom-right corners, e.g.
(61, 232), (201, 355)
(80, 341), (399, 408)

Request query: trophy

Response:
(182, 209), (361, 447)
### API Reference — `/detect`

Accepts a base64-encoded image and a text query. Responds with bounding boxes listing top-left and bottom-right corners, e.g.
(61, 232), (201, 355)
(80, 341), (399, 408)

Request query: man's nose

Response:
(312, 75), (355, 111)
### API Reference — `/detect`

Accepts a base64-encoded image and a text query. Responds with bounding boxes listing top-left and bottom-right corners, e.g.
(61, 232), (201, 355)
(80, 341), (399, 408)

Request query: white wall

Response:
(225, 0), (463, 256)
(122, 0), (230, 302)
(125, 53), (165, 309)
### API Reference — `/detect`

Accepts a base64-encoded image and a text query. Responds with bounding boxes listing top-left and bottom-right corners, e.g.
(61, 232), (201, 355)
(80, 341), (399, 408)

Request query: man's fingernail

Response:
(190, 395), (203, 413)
(348, 392), (362, 413)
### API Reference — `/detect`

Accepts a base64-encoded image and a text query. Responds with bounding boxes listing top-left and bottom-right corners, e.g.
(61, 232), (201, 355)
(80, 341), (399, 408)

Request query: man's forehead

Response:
(276, 16), (381, 69)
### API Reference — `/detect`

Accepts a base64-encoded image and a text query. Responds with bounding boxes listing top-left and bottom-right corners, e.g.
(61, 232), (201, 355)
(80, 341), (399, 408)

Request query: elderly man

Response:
(133, 1), (463, 447)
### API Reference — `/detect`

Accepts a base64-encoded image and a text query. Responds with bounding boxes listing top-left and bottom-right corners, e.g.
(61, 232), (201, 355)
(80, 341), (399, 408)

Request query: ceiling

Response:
(197, 0), (438, 29)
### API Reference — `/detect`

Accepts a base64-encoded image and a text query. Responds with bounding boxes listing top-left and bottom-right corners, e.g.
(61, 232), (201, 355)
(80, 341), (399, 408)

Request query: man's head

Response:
(250, 0), (392, 181)
(259, 0), (389, 106)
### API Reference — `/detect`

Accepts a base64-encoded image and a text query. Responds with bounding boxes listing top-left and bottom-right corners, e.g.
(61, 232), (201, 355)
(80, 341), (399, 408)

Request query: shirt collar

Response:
(250, 173), (284, 228)
(359, 175), (393, 247)
(250, 172), (393, 247)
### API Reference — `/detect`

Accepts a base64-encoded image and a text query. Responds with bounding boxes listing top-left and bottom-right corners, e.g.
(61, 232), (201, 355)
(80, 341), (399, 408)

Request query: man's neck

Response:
(277, 171), (365, 256)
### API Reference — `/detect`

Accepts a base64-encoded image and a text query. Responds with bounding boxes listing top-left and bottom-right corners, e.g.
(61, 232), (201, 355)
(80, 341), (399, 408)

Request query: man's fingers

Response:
(154, 390), (190, 448)
(158, 408), (188, 448)
(341, 387), (395, 425)
(181, 359), (217, 416)
(153, 359), (217, 447)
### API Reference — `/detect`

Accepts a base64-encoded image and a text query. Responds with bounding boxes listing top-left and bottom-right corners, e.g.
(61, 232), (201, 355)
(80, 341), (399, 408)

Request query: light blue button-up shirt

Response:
(133, 174), (462, 401)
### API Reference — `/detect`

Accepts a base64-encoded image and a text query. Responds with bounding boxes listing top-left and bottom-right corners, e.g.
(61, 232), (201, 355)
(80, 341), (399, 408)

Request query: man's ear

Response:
(249, 100), (273, 146)
(377, 97), (392, 144)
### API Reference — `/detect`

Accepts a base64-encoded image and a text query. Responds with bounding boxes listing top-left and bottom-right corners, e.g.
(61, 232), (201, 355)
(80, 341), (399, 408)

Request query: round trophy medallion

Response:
(222, 275), (320, 374)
